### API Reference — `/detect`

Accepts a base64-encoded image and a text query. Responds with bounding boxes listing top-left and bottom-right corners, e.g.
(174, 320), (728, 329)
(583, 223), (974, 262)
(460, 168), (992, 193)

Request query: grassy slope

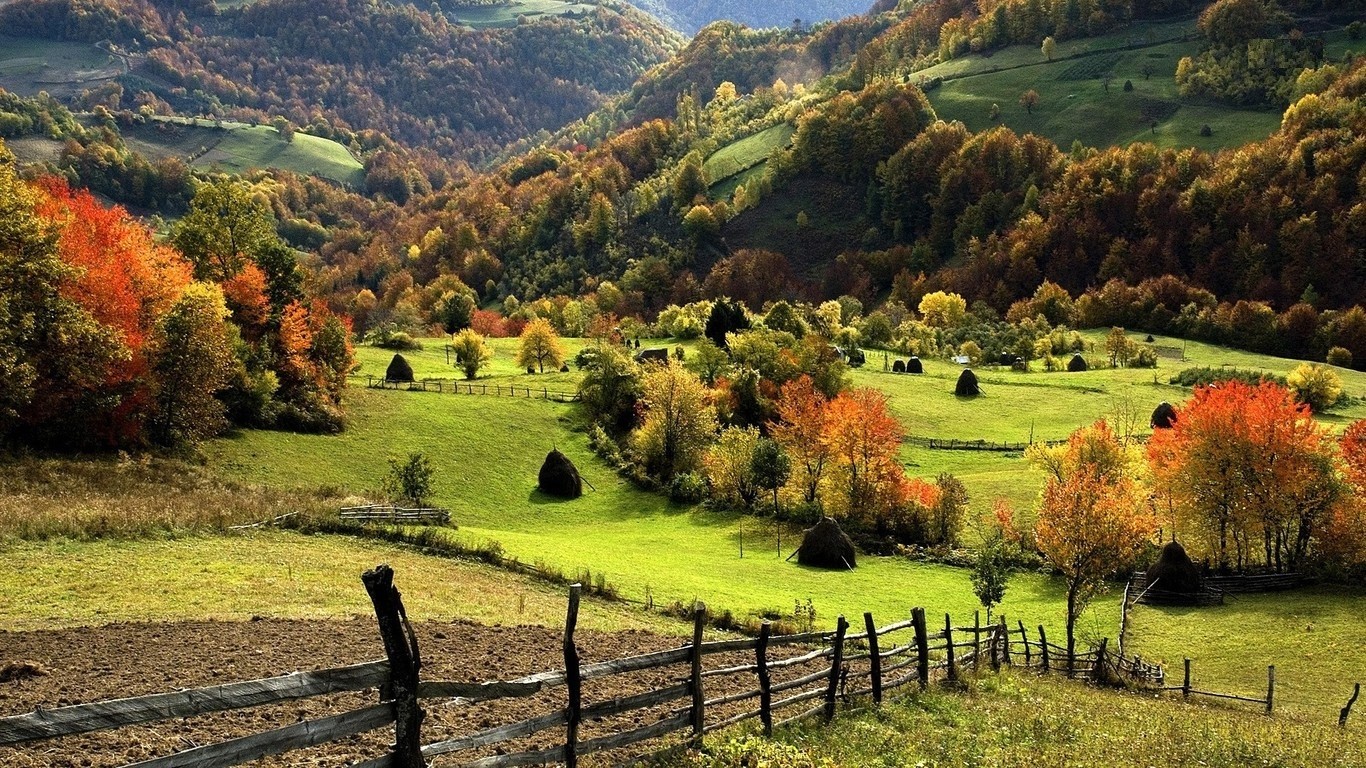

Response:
(737, 670), (1365, 767)
(0, 530), (686, 634)
(703, 123), (795, 196)
(444, 0), (597, 29)
(1127, 586), (1366, 719)
(920, 23), (1366, 151)
(206, 386), (1117, 643)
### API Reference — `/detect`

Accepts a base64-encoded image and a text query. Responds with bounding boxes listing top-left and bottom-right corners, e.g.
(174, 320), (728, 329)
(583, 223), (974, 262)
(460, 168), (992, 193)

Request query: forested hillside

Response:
(0, 0), (681, 160)
(625, 0), (877, 35)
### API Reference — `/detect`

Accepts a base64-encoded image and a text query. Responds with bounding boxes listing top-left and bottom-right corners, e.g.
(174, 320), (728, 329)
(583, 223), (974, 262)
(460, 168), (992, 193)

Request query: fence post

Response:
(912, 607), (929, 689)
(974, 610), (982, 667)
(1183, 658), (1191, 699)
(689, 603), (706, 744)
(1092, 638), (1108, 684)
(1266, 665), (1275, 715)
(1039, 625), (1050, 672)
(564, 584), (582, 768)
(1340, 683), (1360, 727)
(1019, 620), (1030, 667)
(757, 622), (773, 737)
(825, 616), (849, 721)
(944, 614), (957, 683)
(1002, 616), (1012, 666)
(864, 612), (882, 705)
(361, 565), (424, 768)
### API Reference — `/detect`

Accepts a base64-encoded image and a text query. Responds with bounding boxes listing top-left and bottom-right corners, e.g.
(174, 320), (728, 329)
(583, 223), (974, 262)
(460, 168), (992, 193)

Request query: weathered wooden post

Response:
(689, 602), (707, 744)
(1183, 658), (1192, 699)
(999, 617), (1011, 667)
(944, 614), (957, 683)
(564, 584), (582, 768)
(824, 616), (849, 721)
(1092, 638), (1108, 683)
(974, 610), (982, 667)
(756, 622), (773, 737)
(1340, 683), (1360, 727)
(1038, 625), (1050, 672)
(1266, 665), (1275, 715)
(361, 565), (424, 768)
(912, 607), (929, 689)
(864, 612), (882, 705)
(1019, 620), (1031, 667)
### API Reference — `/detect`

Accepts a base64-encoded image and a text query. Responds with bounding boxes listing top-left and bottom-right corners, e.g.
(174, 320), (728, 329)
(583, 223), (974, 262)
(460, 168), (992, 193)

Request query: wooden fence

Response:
(364, 376), (580, 403)
(1161, 658), (1277, 714)
(904, 436), (1068, 452)
(0, 568), (1164, 768)
(339, 505), (452, 525)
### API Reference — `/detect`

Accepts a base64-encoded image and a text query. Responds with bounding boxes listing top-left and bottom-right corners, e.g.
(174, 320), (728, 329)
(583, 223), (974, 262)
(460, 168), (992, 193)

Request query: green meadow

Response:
(443, 0), (597, 28)
(916, 19), (1364, 150)
(704, 122), (795, 200)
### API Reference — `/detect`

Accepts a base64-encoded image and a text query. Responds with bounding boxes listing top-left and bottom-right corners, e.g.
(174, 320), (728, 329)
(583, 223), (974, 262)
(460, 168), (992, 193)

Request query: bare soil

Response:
(0, 618), (709, 767)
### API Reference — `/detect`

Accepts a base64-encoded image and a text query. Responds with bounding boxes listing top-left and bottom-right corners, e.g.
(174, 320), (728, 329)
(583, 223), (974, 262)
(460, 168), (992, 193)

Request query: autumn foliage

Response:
(1147, 381), (1338, 572)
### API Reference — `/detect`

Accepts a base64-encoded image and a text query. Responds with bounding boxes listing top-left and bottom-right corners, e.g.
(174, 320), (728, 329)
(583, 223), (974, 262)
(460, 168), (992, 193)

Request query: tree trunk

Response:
(1066, 582), (1078, 676)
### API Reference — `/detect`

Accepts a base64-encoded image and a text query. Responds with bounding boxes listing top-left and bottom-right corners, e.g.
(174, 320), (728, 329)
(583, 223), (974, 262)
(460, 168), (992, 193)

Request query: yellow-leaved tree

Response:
(516, 317), (564, 373)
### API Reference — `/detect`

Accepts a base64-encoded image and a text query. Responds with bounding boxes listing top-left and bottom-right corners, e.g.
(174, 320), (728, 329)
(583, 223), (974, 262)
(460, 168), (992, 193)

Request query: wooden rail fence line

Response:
(4, 570), (1188, 768)
(339, 505), (452, 525)
(363, 376), (580, 403)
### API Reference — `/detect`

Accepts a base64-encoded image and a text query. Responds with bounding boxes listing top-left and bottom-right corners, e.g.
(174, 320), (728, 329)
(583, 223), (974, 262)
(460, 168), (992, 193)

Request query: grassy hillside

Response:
(916, 20), (1365, 151)
(0, 530), (687, 633)
(0, 34), (120, 101)
(704, 122), (794, 199)
(709, 670), (1365, 766)
(443, 0), (597, 29)
(124, 118), (366, 187)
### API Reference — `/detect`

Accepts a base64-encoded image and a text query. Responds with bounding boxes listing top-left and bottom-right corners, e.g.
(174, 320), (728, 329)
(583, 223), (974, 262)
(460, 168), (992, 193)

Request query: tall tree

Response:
(148, 282), (236, 446)
(632, 361), (716, 481)
(772, 375), (831, 505)
(1033, 420), (1155, 670)
(821, 388), (904, 526)
(171, 180), (279, 282)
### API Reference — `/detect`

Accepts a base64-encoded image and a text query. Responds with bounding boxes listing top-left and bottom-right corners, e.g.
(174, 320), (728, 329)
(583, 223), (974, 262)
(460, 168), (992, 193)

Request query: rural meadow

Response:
(2, 0), (1366, 764)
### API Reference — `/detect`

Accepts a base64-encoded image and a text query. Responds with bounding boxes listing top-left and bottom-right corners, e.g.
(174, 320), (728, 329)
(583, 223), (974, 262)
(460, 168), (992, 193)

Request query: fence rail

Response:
(362, 375), (580, 402)
(3, 570), (1223, 768)
(339, 505), (451, 525)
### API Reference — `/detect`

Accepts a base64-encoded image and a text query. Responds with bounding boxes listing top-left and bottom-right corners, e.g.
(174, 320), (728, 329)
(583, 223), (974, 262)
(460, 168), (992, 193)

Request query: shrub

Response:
(383, 452), (434, 508)
(1169, 366), (1286, 388)
(1328, 346), (1353, 367)
(1287, 363), (1342, 412)
(1349, 20), (1363, 40)
(374, 330), (423, 351)
(669, 472), (706, 503)
(1199, 124), (1213, 137)
(1123, 79), (1134, 91)
(1131, 346), (1158, 368)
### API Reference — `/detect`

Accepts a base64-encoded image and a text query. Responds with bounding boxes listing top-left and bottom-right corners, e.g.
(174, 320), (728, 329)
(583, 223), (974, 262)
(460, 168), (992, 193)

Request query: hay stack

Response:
(954, 368), (980, 396)
(797, 517), (856, 570)
(386, 353), (414, 382)
(1067, 353), (1088, 372)
(1143, 541), (1203, 603)
(538, 449), (583, 499)
(892, 359), (906, 373)
(1151, 401), (1177, 429)
(906, 356), (923, 374)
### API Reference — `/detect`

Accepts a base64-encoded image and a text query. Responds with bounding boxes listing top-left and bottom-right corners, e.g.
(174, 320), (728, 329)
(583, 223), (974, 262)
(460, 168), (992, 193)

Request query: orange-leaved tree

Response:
(771, 375), (831, 505)
(820, 387), (904, 528)
(1032, 420), (1154, 670)
(1320, 421), (1366, 574)
(1147, 381), (1338, 572)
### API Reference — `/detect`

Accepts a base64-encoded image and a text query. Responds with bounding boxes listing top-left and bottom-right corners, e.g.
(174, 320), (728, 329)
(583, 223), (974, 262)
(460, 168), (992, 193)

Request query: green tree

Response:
(171, 180), (279, 281)
(751, 437), (792, 531)
(0, 147), (66, 435)
(149, 282), (236, 446)
(686, 338), (731, 386)
(578, 342), (641, 434)
(632, 361), (717, 480)
(705, 426), (762, 509)
(450, 328), (492, 380)
(437, 288), (477, 333)
(517, 317), (564, 373)
(384, 452), (434, 508)
(970, 533), (1014, 624)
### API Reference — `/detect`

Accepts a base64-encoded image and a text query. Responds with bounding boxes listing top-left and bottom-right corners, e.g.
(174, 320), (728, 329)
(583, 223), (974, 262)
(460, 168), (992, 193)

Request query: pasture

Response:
(442, 0), (597, 28)
(703, 122), (794, 200)
(0, 35), (119, 100)
(915, 19), (1365, 150)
